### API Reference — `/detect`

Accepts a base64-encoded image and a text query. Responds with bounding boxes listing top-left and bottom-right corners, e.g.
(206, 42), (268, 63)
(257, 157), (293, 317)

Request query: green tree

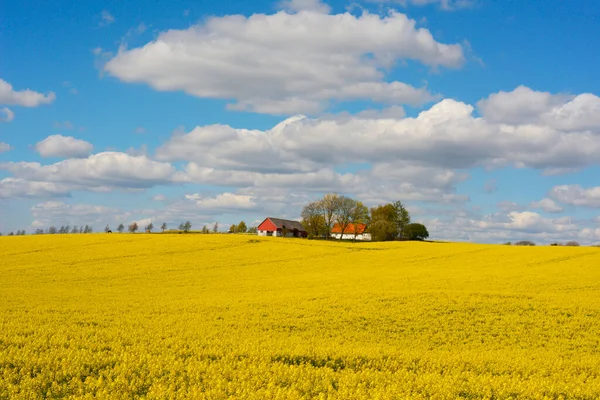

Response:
(404, 223), (429, 241)
(117, 223), (125, 233)
(182, 221), (192, 233)
(202, 225), (209, 234)
(161, 222), (167, 232)
(71, 226), (79, 234)
(146, 222), (154, 233)
(213, 222), (219, 233)
(301, 200), (326, 239)
(351, 201), (370, 241)
(104, 224), (111, 233)
(237, 221), (248, 233)
(369, 204), (398, 242)
(393, 201), (411, 240)
(248, 226), (258, 234)
(229, 223), (237, 233)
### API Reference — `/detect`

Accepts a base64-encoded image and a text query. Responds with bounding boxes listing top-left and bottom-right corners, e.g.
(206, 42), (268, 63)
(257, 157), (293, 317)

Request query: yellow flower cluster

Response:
(1, 234), (599, 399)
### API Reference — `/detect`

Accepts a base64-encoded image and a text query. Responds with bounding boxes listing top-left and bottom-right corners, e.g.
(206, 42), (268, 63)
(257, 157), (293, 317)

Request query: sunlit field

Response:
(1, 234), (599, 399)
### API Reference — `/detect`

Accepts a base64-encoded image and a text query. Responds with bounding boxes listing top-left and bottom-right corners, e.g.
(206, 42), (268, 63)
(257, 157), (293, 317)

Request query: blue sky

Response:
(1, 0), (600, 244)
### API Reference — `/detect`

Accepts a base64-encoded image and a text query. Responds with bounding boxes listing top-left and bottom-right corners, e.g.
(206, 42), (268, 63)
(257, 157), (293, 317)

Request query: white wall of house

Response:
(332, 233), (372, 241)
(258, 230), (298, 237)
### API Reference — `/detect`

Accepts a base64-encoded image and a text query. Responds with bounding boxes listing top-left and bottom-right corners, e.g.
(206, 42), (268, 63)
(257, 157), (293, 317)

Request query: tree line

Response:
(301, 193), (429, 241)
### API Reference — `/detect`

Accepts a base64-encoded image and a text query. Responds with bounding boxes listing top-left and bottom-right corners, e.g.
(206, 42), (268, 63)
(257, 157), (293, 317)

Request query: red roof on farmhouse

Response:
(331, 223), (367, 234)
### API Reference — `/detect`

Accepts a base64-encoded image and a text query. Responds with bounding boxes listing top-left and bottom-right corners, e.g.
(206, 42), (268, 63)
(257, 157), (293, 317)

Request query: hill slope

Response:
(1, 235), (599, 398)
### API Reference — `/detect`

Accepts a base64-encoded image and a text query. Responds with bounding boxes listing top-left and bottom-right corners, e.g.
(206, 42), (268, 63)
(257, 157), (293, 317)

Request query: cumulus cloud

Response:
(184, 192), (258, 211)
(0, 107), (14, 122)
(104, 9), (462, 114)
(478, 86), (600, 132)
(0, 178), (71, 199)
(531, 198), (564, 213)
(0, 79), (56, 107)
(0, 152), (180, 196)
(549, 185), (600, 208)
(157, 90), (600, 173)
(35, 135), (94, 158)
(0, 142), (12, 153)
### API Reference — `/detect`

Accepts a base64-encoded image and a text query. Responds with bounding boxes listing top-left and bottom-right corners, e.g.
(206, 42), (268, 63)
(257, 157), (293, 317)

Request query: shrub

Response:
(565, 241), (580, 246)
(514, 240), (535, 246)
(550, 243), (561, 246)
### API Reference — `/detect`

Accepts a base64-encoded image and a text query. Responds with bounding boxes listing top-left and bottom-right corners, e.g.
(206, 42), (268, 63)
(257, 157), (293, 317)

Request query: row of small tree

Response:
(301, 193), (429, 242)
(30, 225), (94, 234)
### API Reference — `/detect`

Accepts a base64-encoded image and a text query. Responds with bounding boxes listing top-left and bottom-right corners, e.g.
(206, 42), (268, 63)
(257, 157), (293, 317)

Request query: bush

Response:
(565, 241), (580, 246)
(550, 242), (561, 246)
(503, 242), (512, 245)
(514, 240), (535, 246)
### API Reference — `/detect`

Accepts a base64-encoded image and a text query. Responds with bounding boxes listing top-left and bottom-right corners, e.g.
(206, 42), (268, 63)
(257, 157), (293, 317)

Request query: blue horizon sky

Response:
(1, 0), (600, 244)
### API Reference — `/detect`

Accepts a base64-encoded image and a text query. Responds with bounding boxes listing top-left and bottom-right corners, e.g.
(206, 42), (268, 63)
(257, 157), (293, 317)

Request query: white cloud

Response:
(478, 86), (600, 132)
(157, 91), (600, 173)
(105, 9), (463, 114)
(549, 185), (600, 208)
(0, 107), (14, 122)
(35, 135), (94, 158)
(531, 198), (564, 213)
(0, 142), (12, 153)
(184, 192), (258, 211)
(152, 194), (166, 201)
(99, 10), (115, 26)
(278, 0), (331, 13)
(0, 152), (180, 197)
(0, 178), (71, 199)
(0, 79), (56, 107)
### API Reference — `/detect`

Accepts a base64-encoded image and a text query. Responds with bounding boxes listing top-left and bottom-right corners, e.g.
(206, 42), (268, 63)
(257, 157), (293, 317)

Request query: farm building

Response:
(257, 217), (307, 238)
(331, 223), (371, 241)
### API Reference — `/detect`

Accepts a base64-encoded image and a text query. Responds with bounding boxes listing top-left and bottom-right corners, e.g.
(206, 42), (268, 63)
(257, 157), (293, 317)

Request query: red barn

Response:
(257, 217), (307, 238)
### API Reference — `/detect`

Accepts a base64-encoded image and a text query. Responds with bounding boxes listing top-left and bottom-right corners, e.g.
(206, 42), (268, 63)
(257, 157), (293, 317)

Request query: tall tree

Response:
(182, 221), (192, 233)
(370, 204), (398, 242)
(393, 201), (411, 240)
(229, 224), (237, 233)
(71, 226), (79, 234)
(213, 222), (219, 233)
(351, 201), (370, 241)
(237, 221), (247, 233)
(104, 224), (111, 233)
(48, 226), (57, 234)
(116, 223), (124, 233)
(334, 196), (357, 240)
(320, 193), (341, 239)
(129, 222), (139, 233)
(301, 200), (326, 239)
(161, 222), (167, 232)
(146, 222), (154, 233)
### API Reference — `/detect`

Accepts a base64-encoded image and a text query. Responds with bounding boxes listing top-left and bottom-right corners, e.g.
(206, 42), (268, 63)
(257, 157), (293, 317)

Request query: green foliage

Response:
(117, 224), (125, 233)
(237, 221), (248, 233)
(370, 204), (398, 242)
(392, 201), (411, 239)
(404, 223), (429, 241)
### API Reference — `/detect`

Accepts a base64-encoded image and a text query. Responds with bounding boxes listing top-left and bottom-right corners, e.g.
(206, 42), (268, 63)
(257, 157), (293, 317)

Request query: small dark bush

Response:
(565, 241), (580, 246)
(514, 240), (535, 246)
(550, 242), (561, 246)
(503, 242), (512, 245)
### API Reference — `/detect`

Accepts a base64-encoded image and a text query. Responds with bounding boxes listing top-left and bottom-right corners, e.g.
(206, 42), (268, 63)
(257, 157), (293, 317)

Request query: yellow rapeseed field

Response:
(1, 234), (599, 399)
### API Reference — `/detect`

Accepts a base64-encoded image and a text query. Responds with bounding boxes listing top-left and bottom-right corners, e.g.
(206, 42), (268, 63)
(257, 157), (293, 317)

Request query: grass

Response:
(1, 234), (599, 399)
